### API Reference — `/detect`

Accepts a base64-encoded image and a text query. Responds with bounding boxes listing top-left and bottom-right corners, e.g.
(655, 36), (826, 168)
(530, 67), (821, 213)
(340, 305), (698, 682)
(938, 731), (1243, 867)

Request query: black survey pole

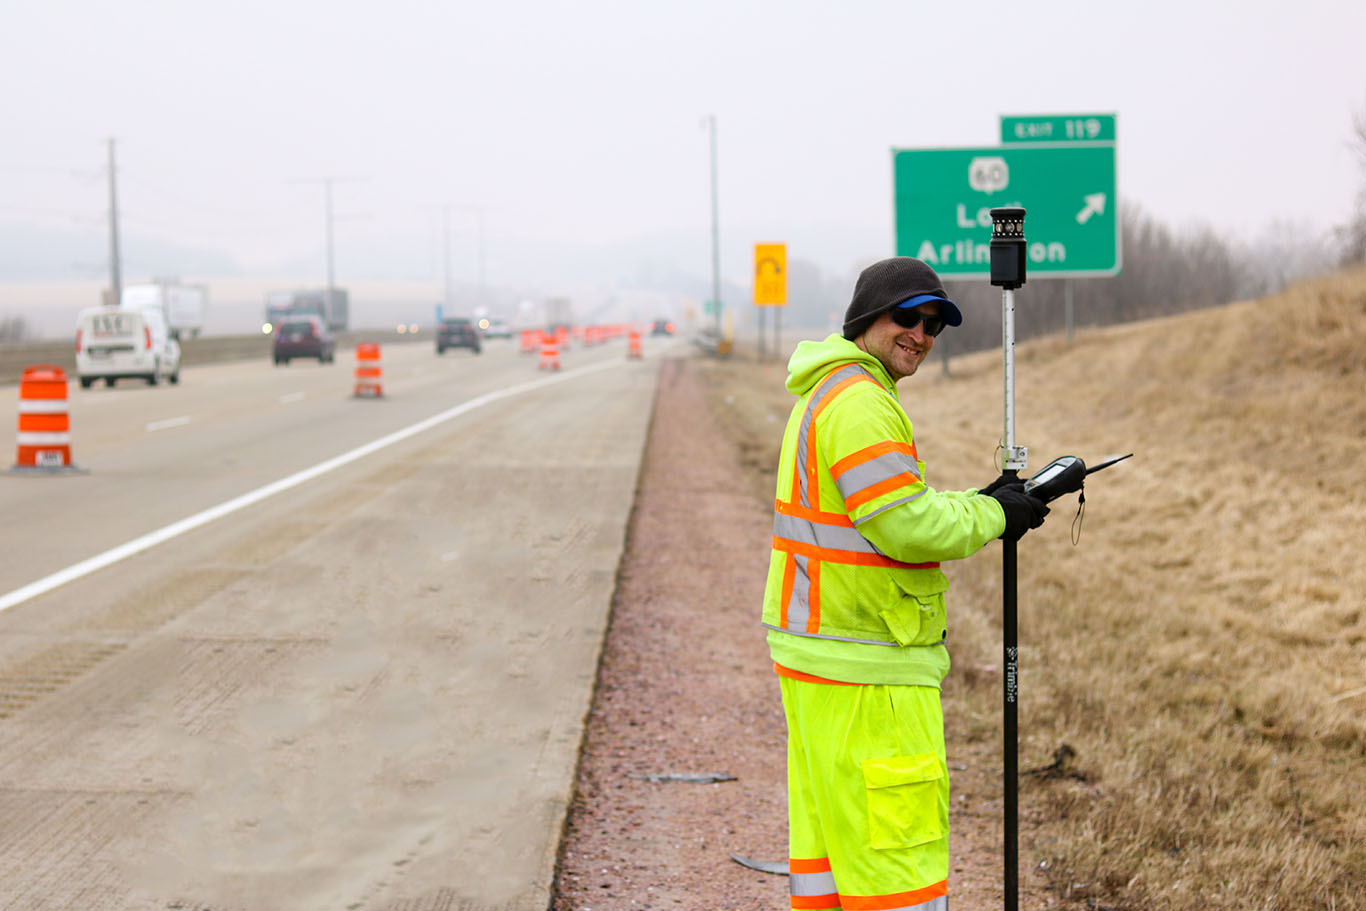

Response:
(989, 206), (1028, 911)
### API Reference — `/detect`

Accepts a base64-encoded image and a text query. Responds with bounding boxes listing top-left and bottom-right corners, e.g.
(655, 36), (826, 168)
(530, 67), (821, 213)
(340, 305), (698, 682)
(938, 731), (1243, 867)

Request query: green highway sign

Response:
(893, 143), (1120, 278)
(1000, 113), (1116, 144)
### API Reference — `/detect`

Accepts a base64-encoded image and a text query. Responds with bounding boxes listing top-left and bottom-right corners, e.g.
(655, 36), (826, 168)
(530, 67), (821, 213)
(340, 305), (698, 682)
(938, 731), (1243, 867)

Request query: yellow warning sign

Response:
(754, 243), (787, 306)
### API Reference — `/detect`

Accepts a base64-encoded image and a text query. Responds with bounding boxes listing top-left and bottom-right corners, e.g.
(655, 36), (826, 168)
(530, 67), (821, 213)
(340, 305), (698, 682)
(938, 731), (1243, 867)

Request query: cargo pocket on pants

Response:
(861, 753), (944, 850)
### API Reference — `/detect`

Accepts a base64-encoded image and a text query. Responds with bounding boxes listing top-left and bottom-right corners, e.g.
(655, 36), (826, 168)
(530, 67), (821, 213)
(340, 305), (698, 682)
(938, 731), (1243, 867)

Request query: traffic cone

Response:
(11, 365), (81, 474)
(539, 334), (560, 370)
(354, 343), (383, 397)
(627, 328), (643, 359)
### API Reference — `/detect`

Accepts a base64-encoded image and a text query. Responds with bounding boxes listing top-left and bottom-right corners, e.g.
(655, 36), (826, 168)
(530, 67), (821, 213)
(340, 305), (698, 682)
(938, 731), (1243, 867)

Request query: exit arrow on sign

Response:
(1076, 193), (1107, 224)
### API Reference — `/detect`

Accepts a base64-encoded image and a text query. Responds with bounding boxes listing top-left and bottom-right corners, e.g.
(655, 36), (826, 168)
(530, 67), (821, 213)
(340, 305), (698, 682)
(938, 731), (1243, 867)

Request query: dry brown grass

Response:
(696, 266), (1366, 910)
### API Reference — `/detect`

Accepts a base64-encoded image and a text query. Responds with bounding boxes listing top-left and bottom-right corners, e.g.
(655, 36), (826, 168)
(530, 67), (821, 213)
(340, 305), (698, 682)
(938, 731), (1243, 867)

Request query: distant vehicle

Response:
(436, 317), (482, 355)
(123, 280), (207, 339)
(273, 315), (336, 365)
(651, 318), (675, 336)
(264, 288), (349, 333)
(479, 317), (512, 339)
(75, 305), (182, 388)
(544, 297), (573, 335)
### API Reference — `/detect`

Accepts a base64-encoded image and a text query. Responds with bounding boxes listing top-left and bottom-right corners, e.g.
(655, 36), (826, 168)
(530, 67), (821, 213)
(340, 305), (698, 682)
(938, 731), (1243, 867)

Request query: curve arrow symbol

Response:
(1076, 193), (1107, 225)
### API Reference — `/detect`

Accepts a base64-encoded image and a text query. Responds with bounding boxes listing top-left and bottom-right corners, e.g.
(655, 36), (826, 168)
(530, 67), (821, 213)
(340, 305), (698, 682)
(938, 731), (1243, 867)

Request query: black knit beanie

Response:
(841, 257), (962, 340)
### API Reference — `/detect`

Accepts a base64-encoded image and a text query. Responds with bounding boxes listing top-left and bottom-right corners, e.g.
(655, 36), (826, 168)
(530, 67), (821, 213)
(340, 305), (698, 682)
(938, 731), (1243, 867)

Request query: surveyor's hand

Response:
(979, 472), (1024, 497)
(991, 487), (1049, 540)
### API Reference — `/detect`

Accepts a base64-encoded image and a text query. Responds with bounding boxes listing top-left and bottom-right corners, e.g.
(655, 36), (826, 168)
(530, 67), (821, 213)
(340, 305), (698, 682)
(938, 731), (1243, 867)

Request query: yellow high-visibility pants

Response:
(780, 675), (949, 911)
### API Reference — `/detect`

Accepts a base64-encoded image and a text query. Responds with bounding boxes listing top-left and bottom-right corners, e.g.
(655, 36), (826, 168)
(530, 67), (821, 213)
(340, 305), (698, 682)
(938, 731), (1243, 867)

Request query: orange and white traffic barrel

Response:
(354, 343), (383, 397)
(539, 334), (560, 371)
(11, 365), (79, 473)
(520, 329), (540, 355)
(627, 328), (643, 359)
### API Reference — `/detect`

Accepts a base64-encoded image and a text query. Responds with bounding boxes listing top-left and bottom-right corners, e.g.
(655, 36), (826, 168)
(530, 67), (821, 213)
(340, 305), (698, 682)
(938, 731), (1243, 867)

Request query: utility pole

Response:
(437, 205), (487, 313)
(294, 177), (361, 321)
(703, 114), (721, 336)
(324, 179), (336, 315)
(106, 138), (123, 307)
(465, 205), (486, 310)
(442, 206), (453, 318)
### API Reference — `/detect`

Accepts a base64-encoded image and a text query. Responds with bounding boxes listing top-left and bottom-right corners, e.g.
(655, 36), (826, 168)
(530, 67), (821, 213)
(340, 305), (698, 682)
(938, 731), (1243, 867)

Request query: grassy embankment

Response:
(701, 267), (1366, 910)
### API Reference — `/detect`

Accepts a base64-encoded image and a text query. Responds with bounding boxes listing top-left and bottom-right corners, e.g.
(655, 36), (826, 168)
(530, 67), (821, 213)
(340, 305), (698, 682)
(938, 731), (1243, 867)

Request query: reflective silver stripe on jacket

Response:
(834, 449), (922, 506)
(873, 894), (947, 911)
(773, 513), (890, 557)
(789, 868), (838, 899)
(762, 623), (899, 647)
(780, 364), (883, 636)
(852, 489), (928, 526)
(795, 365), (869, 509)
(786, 555), (812, 631)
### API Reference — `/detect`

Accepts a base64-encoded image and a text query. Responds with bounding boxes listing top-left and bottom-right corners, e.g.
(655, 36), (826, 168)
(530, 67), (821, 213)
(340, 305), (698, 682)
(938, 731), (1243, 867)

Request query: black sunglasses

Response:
(889, 307), (947, 337)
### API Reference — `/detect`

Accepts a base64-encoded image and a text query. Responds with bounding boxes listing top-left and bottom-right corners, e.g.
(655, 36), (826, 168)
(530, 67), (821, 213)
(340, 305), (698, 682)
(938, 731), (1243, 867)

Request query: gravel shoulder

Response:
(551, 353), (1023, 910)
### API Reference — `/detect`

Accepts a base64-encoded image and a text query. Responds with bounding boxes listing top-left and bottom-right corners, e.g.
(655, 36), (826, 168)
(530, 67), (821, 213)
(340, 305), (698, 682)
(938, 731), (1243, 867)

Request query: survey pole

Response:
(989, 206), (1028, 911)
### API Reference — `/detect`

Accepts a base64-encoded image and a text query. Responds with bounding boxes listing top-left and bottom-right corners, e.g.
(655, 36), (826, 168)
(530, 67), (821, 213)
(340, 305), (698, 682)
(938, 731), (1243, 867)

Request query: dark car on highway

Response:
(651, 318), (675, 336)
(437, 317), (482, 355)
(273, 315), (336, 365)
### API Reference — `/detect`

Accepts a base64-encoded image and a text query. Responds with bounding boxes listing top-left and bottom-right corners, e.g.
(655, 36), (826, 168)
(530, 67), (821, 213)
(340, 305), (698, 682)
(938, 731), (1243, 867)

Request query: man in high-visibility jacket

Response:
(762, 256), (1048, 911)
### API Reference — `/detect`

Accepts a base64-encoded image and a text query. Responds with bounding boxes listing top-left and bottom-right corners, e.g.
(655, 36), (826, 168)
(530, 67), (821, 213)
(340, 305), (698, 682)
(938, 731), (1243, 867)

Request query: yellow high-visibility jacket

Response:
(762, 335), (1006, 686)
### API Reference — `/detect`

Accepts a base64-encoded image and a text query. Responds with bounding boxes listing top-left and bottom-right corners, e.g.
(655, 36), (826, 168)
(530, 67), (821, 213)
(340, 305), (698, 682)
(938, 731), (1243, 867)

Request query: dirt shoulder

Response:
(551, 352), (1020, 910)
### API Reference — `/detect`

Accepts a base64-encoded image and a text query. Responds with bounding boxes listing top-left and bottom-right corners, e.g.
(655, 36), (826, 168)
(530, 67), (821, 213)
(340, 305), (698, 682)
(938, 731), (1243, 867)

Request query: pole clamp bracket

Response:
(1002, 445), (1029, 472)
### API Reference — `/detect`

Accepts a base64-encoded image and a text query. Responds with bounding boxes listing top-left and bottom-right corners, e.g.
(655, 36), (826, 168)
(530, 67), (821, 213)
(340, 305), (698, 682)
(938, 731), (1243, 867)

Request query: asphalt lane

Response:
(0, 334), (668, 909)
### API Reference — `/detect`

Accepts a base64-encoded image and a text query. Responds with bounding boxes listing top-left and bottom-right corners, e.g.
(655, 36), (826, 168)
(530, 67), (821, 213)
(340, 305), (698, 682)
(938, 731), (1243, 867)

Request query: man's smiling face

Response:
(856, 303), (940, 382)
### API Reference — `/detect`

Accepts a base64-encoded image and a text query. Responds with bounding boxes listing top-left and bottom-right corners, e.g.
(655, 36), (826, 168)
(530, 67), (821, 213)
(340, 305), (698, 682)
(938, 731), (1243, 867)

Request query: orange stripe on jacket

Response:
(829, 440), (915, 481)
(840, 880), (947, 910)
(775, 664), (862, 686)
(804, 372), (881, 512)
(843, 473), (920, 512)
(776, 499), (856, 527)
(772, 536), (939, 570)
(811, 374), (875, 422)
(791, 894), (841, 910)
(788, 857), (833, 874)
(779, 555), (797, 630)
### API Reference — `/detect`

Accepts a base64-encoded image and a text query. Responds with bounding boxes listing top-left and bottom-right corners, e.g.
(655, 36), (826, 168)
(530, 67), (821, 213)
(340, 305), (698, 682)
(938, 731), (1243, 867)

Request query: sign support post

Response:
(753, 243), (788, 363)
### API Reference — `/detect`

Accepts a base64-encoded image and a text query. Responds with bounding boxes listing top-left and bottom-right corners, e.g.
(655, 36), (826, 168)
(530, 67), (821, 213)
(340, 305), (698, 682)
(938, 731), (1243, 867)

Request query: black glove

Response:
(991, 487), (1049, 540)
(980, 472), (1024, 497)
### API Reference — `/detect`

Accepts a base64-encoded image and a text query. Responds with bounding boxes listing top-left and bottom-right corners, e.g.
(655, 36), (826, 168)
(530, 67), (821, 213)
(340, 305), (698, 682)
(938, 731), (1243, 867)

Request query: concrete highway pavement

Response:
(0, 335), (667, 909)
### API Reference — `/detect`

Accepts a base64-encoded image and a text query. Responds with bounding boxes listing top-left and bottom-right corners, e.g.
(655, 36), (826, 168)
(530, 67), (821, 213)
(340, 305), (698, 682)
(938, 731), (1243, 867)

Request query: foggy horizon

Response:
(3, 0), (1364, 318)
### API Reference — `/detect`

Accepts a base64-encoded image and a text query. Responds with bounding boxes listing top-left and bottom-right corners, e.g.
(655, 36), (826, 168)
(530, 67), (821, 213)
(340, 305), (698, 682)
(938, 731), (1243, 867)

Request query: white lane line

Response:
(145, 416), (192, 432)
(279, 392), (307, 404)
(0, 357), (627, 613)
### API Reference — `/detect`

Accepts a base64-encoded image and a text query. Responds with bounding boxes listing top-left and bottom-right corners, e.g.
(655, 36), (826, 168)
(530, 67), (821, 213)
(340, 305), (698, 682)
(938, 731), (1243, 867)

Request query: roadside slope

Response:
(556, 266), (1366, 910)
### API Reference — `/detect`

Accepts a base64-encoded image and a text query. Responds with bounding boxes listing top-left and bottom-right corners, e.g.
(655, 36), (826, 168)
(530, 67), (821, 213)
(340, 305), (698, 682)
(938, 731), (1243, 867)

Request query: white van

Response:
(75, 305), (182, 388)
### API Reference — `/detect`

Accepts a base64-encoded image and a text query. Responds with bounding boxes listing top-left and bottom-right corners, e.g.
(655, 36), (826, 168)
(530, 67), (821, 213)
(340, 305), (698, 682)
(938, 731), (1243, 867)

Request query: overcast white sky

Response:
(2, 0), (1364, 290)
